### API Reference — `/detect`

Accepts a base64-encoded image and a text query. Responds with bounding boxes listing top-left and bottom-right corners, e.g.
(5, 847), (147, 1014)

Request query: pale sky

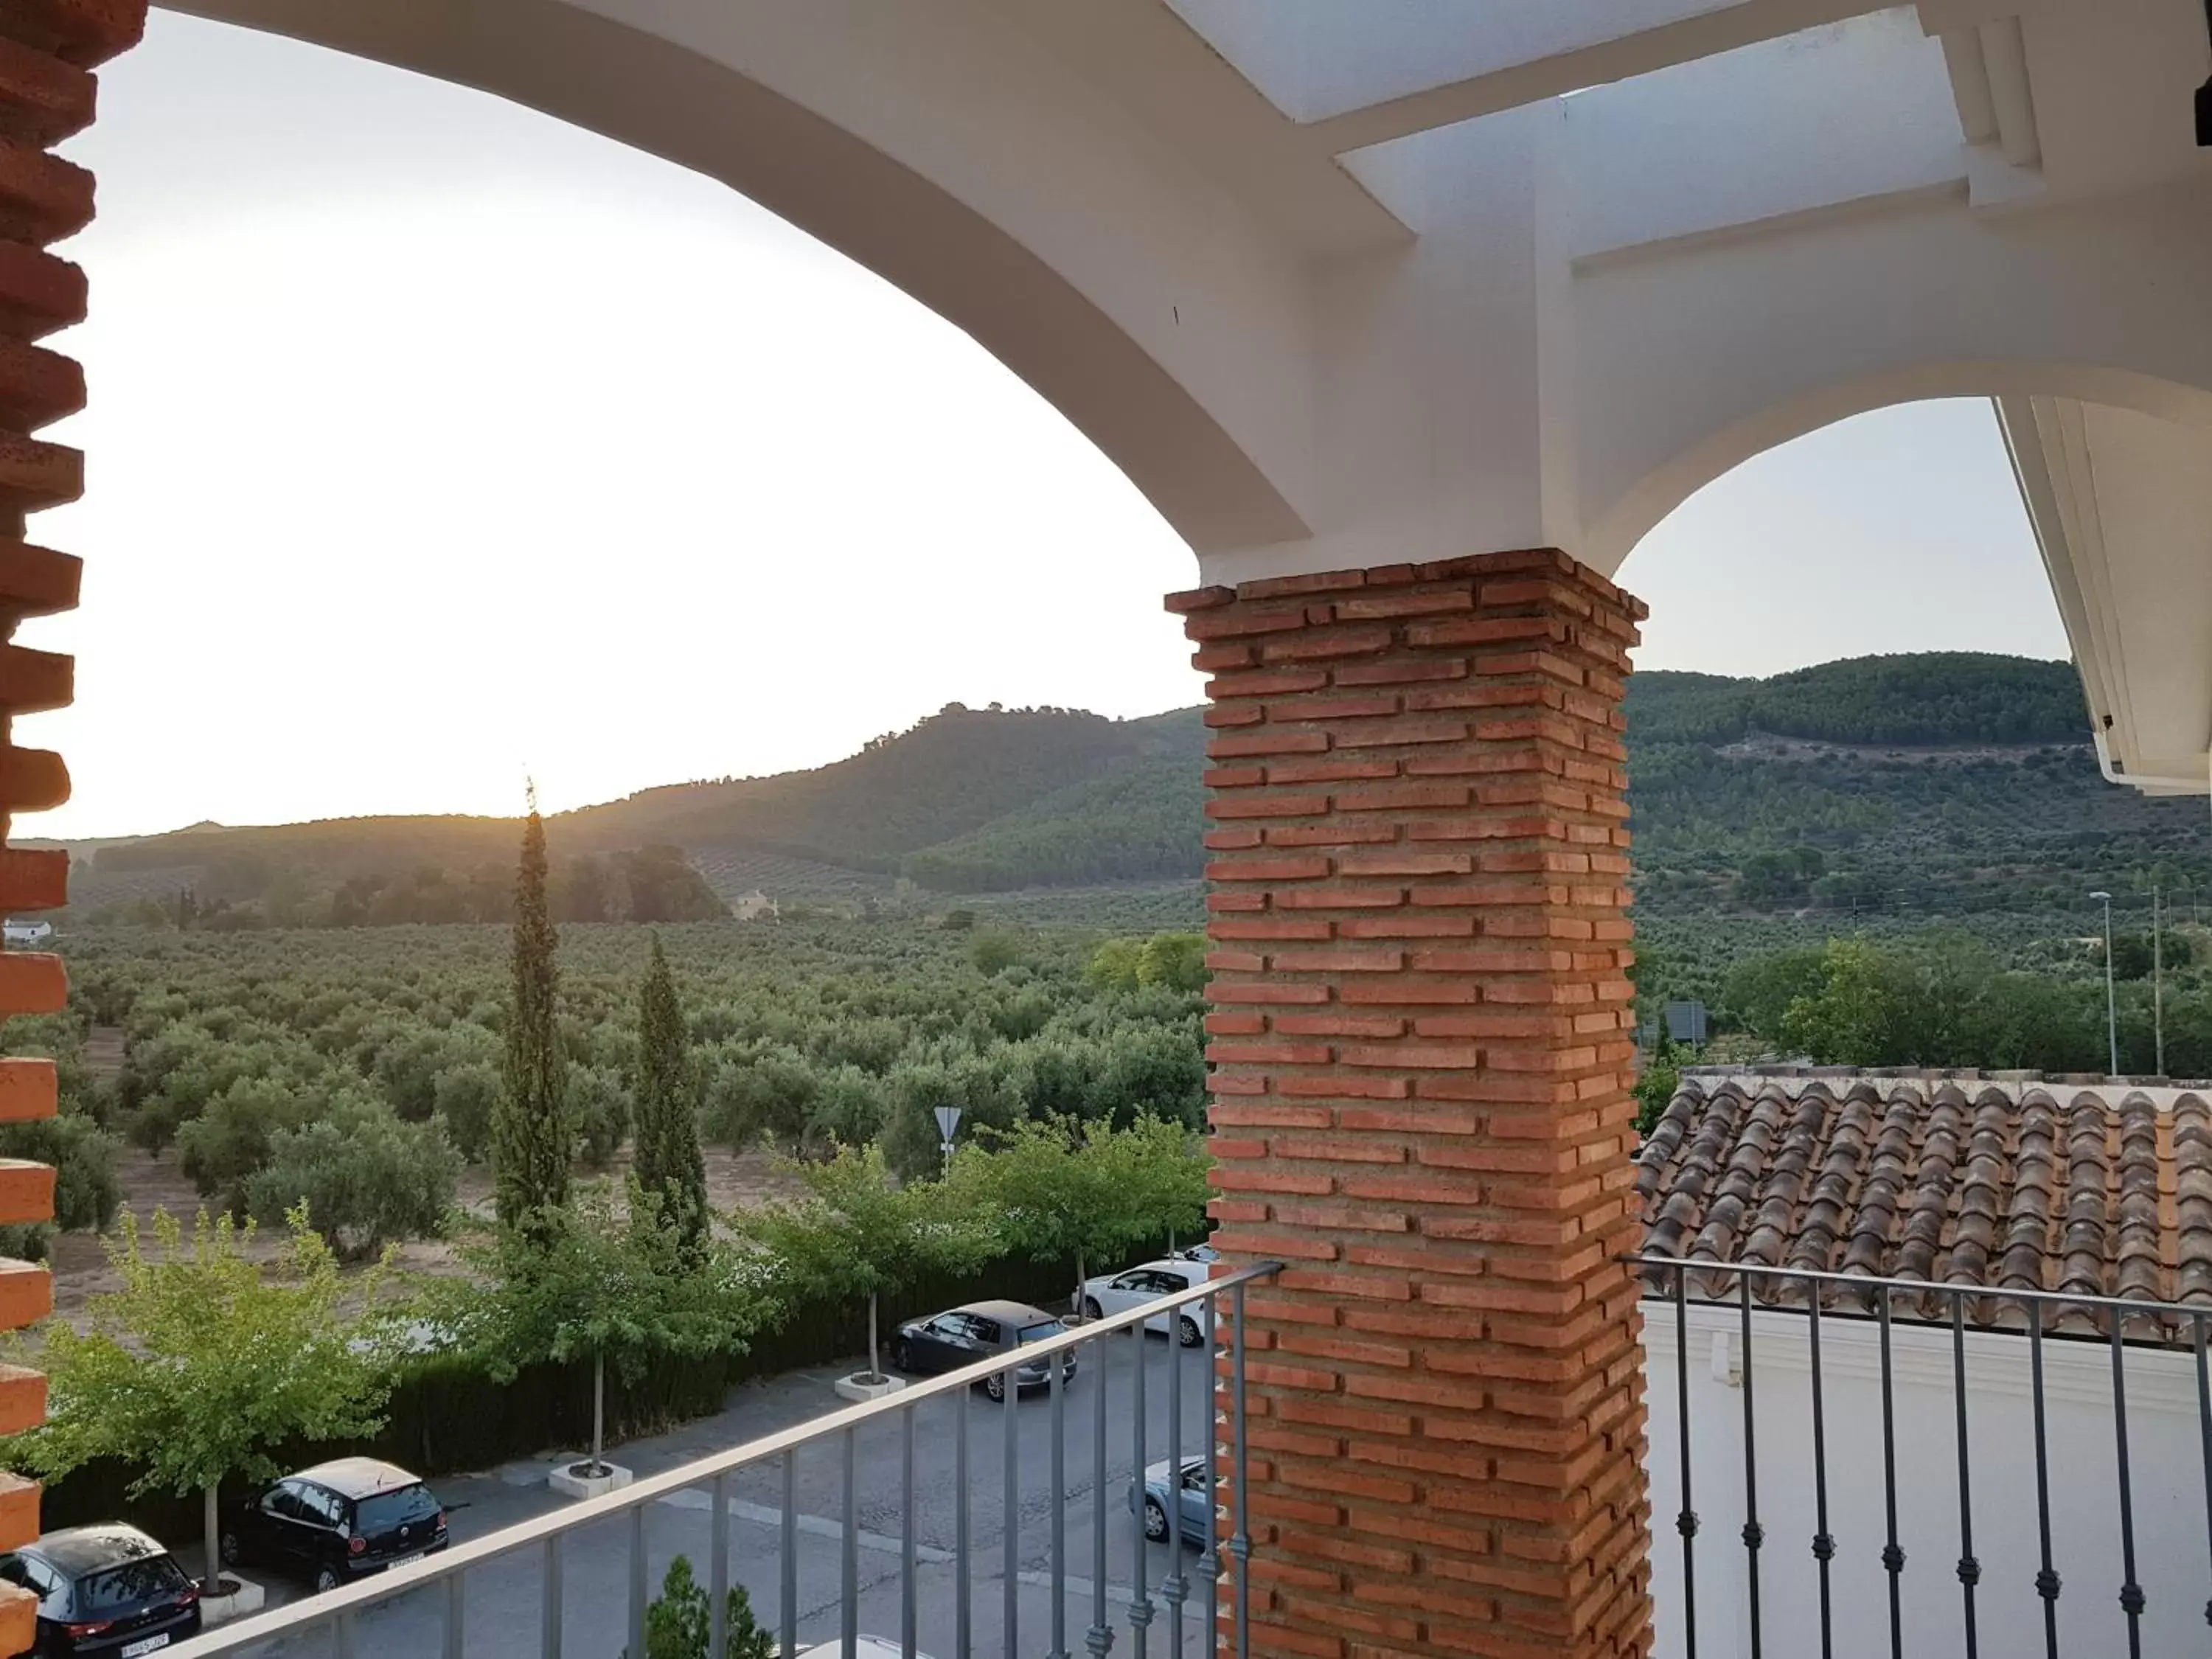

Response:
(25, 13), (2070, 839)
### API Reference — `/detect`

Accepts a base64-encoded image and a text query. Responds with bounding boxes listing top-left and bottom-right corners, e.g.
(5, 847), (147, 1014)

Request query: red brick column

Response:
(0, 6), (144, 1654)
(1169, 551), (1652, 1659)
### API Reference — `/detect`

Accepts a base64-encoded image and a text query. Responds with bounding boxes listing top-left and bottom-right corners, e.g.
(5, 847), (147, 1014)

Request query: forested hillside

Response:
(55, 653), (2210, 929)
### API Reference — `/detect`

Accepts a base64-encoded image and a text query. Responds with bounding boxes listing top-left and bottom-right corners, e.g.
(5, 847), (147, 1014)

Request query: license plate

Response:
(389, 1549), (424, 1567)
(121, 1636), (170, 1658)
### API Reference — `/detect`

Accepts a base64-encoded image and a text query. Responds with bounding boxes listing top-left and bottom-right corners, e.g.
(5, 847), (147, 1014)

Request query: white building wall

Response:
(1643, 1298), (2209, 1659)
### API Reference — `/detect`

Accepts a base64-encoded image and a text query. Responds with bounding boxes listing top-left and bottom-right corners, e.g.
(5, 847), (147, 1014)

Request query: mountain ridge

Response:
(58, 653), (2209, 925)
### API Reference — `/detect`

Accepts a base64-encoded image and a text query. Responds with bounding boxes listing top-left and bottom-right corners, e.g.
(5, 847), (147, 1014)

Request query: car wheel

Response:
(1143, 1498), (1169, 1543)
(219, 1529), (243, 1568)
(891, 1339), (913, 1372)
(1178, 1315), (1203, 1349)
(984, 1371), (1006, 1402)
(1082, 1297), (1104, 1321)
(313, 1565), (341, 1596)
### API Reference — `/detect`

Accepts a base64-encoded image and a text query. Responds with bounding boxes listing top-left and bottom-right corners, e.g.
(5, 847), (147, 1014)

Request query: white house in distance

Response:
(1, 921), (53, 948)
(1638, 1069), (2212, 1659)
(731, 891), (779, 923)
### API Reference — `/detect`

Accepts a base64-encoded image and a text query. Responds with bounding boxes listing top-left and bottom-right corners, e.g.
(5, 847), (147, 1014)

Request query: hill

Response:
(58, 653), (2212, 928)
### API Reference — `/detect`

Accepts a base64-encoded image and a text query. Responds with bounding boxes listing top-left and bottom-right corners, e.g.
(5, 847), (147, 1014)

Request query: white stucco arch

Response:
(1593, 360), (2212, 579)
(144, 0), (2212, 787)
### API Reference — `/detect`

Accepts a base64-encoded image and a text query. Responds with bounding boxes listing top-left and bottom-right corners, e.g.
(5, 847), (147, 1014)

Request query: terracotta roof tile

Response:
(1637, 1070), (2212, 1340)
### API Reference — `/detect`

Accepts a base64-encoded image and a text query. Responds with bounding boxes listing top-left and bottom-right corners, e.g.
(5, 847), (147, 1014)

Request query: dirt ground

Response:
(46, 1143), (806, 1324)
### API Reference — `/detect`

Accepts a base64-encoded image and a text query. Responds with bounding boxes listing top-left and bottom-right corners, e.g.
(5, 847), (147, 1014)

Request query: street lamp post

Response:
(2092, 890), (2118, 1077)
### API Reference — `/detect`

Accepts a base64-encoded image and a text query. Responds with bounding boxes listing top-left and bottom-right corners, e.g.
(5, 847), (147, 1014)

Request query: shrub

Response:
(246, 1105), (460, 1259)
(623, 1555), (774, 1659)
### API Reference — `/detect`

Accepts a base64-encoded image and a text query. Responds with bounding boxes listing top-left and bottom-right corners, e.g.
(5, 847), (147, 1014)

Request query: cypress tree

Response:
(633, 933), (707, 1249)
(495, 803), (571, 1237)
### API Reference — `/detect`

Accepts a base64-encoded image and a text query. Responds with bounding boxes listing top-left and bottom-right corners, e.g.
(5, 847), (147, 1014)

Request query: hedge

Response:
(35, 1240), (1127, 1548)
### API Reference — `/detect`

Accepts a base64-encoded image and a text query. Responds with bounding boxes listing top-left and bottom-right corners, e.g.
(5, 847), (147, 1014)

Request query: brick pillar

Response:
(1169, 550), (1652, 1659)
(0, 5), (144, 1653)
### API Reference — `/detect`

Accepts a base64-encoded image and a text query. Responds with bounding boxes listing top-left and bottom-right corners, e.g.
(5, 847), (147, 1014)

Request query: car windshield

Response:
(1018, 1321), (1065, 1346)
(355, 1484), (439, 1534)
(77, 1555), (189, 1612)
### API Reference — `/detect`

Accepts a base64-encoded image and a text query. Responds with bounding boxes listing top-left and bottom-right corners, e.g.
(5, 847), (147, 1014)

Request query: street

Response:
(216, 1325), (1222, 1659)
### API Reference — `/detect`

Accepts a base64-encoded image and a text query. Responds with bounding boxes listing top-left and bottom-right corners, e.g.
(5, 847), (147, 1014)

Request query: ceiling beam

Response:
(1298, 0), (1890, 154)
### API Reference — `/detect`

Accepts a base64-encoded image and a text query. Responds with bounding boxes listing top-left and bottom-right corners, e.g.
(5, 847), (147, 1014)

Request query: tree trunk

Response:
(592, 1350), (605, 1475)
(204, 1483), (220, 1589)
(1074, 1250), (1086, 1318)
(867, 1292), (880, 1382)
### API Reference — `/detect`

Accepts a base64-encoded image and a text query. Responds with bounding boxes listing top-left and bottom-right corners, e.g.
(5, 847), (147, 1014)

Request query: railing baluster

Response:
(1739, 1272), (1764, 1659)
(1231, 1279), (1252, 1659)
(541, 1531), (562, 1659)
(1201, 1290), (1219, 1659)
(1878, 1283), (1905, 1659)
(1130, 1316), (1155, 1659)
(903, 1406), (919, 1659)
(1807, 1282), (1833, 1659)
(843, 1426), (860, 1659)
(1951, 1290), (1980, 1659)
(710, 1472), (730, 1659)
(1088, 1321), (1112, 1659)
(958, 1385), (974, 1659)
(130, 1267), (1293, 1659)
(627, 1501), (647, 1659)
(1051, 1352), (1068, 1659)
(1004, 1357), (1020, 1659)
(2110, 1318), (2144, 1656)
(1674, 1262), (1698, 1659)
(2196, 1312), (2212, 1630)
(444, 1568), (465, 1659)
(2030, 1300), (2062, 1658)
(782, 1450), (799, 1659)
(1164, 1290), (1189, 1659)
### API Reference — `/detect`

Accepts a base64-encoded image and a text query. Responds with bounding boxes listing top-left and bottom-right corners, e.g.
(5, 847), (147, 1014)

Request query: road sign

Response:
(933, 1105), (963, 1141)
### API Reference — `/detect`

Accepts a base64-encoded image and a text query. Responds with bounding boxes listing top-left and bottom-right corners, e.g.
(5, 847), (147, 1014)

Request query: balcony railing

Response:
(164, 1260), (1281, 1659)
(1629, 1252), (2212, 1659)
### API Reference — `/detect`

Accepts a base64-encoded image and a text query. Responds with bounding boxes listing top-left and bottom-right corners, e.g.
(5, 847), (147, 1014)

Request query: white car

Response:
(1079, 1258), (1210, 1346)
(796, 1641), (934, 1659)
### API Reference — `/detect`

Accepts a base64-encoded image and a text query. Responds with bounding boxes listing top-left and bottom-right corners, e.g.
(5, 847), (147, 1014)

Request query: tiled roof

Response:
(1634, 1071), (2212, 1336)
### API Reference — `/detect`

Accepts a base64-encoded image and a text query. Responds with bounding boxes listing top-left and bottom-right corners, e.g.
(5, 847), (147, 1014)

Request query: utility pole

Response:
(2093, 889), (2118, 1077)
(2156, 883), (2167, 1077)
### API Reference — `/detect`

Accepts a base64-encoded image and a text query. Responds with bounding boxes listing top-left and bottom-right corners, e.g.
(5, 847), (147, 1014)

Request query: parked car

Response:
(889, 1299), (1077, 1399)
(0, 1523), (201, 1657)
(1171, 1242), (1218, 1264)
(1130, 1454), (1211, 1546)
(795, 1641), (936, 1659)
(1079, 1258), (1208, 1346)
(221, 1458), (448, 1594)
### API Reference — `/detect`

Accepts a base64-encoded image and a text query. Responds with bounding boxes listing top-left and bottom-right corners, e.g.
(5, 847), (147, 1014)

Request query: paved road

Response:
(215, 1326), (1223, 1659)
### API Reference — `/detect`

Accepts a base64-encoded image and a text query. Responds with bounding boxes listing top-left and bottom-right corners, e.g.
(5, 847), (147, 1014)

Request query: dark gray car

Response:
(890, 1298), (1078, 1399)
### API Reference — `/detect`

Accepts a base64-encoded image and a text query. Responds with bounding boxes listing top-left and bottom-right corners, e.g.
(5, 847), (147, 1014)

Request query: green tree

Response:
(953, 1113), (1203, 1315)
(740, 1144), (993, 1384)
(633, 936), (707, 1251)
(1134, 932), (1207, 992)
(496, 804), (571, 1238)
(6, 1207), (403, 1585)
(1634, 1037), (1680, 1138)
(465, 1186), (759, 1478)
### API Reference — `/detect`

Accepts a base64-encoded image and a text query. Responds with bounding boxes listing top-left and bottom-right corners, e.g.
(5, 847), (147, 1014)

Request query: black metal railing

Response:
(163, 1262), (1279, 1659)
(1629, 1253), (2212, 1659)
